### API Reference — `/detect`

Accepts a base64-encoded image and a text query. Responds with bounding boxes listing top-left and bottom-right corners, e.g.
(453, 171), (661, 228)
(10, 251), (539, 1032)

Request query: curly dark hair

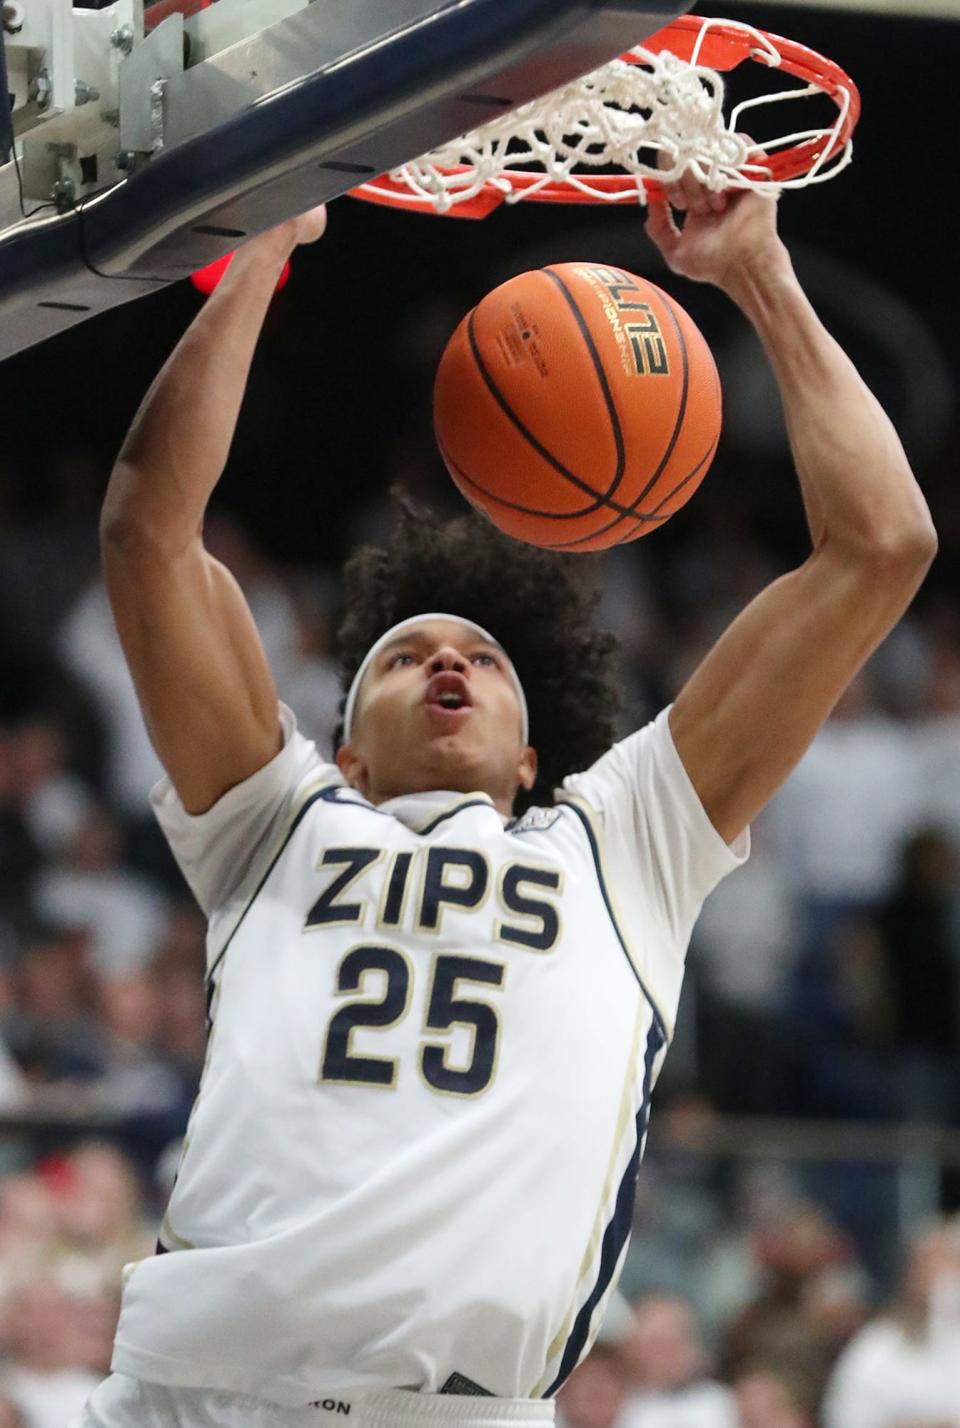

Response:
(334, 492), (620, 812)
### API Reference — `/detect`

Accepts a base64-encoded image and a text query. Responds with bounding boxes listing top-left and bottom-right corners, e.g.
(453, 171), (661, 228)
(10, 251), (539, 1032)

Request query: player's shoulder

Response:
(280, 732), (344, 809)
(562, 710), (671, 798)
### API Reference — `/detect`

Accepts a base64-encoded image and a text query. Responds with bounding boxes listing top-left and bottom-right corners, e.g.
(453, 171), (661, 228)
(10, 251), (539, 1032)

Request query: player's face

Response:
(335, 619), (537, 815)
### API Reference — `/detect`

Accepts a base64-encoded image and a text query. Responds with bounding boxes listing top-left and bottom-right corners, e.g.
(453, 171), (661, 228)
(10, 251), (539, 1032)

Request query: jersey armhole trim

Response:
(556, 796), (670, 1044)
(204, 779), (337, 1006)
(538, 1007), (667, 1397)
(157, 1212), (196, 1254)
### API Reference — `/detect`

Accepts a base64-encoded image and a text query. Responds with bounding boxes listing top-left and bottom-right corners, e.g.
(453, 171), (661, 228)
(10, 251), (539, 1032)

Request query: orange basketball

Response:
(433, 263), (721, 551)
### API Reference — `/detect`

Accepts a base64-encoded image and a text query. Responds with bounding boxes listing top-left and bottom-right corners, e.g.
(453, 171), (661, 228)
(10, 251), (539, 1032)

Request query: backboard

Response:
(0, 0), (691, 361)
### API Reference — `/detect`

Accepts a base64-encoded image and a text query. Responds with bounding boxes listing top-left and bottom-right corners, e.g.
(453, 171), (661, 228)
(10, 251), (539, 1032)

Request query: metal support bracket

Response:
(118, 12), (182, 153)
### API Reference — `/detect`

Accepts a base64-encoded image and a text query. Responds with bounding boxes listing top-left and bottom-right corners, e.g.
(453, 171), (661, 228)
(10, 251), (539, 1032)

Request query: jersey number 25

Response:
(320, 945), (505, 1096)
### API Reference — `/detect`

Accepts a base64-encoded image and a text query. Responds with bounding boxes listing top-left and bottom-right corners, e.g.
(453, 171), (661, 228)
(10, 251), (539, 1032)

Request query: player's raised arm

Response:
(100, 208), (327, 815)
(644, 179), (936, 846)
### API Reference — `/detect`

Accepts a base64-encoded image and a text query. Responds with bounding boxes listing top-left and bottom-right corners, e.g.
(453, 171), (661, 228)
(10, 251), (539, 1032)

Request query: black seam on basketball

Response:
(438, 415), (628, 523)
(440, 424), (711, 543)
(444, 426), (716, 550)
(541, 267), (627, 505)
(632, 287), (690, 506)
(465, 306), (632, 520)
(642, 432), (719, 517)
(540, 291), (695, 549)
(611, 433), (720, 545)
(543, 431), (718, 550)
(537, 512), (672, 549)
(437, 430), (599, 523)
(546, 435), (715, 550)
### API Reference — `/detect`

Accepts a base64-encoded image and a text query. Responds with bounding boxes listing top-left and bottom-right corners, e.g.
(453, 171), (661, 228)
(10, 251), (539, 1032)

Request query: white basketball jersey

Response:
(111, 704), (747, 1407)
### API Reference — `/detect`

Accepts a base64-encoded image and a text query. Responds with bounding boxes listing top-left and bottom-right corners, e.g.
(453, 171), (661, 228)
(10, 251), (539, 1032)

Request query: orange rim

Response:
(350, 16), (860, 218)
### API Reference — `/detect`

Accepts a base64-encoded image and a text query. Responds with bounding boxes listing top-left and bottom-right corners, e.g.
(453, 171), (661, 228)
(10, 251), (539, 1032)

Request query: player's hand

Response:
(645, 149), (787, 295)
(244, 205), (328, 262)
(285, 204), (328, 247)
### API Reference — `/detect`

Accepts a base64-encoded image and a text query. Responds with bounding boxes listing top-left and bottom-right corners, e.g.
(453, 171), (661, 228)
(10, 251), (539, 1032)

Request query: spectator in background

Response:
(0, 1143), (154, 1426)
(555, 1347), (625, 1428)
(55, 575), (182, 893)
(619, 1154), (728, 1315)
(0, 1039), (27, 1115)
(34, 805), (168, 980)
(822, 1217), (960, 1428)
(879, 829), (960, 1124)
(201, 515), (304, 700)
(0, 730), (44, 936)
(4, 925), (100, 1083)
(279, 570), (346, 756)
(0, 923), (198, 1169)
(0, 937), (27, 1114)
(913, 644), (960, 850)
(768, 677), (935, 1128)
(721, 1201), (851, 1398)
(732, 1363), (816, 1428)
(799, 1262), (871, 1365)
(152, 953), (207, 1083)
(147, 898), (209, 1101)
(4, 721), (92, 871)
(795, 911), (897, 1125)
(51, 1142), (155, 1287)
(618, 1295), (736, 1428)
(86, 971), (196, 1171)
(56, 580), (164, 824)
(690, 808), (799, 1114)
(581, 546), (662, 736)
(0, 1175), (59, 1294)
(0, 1275), (103, 1428)
(92, 971), (170, 1106)
(768, 673), (919, 932)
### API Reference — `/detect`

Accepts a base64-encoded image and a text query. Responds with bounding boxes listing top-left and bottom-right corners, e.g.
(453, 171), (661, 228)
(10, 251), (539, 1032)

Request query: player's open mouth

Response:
(425, 671), (473, 718)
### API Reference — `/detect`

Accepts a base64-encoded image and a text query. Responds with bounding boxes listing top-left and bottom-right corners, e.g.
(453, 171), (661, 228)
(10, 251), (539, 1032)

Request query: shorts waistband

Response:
(75, 1376), (556, 1428)
(280, 1390), (554, 1428)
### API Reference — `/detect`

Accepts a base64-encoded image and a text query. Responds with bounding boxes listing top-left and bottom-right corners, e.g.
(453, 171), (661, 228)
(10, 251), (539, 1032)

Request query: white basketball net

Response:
(361, 19), (854, 213)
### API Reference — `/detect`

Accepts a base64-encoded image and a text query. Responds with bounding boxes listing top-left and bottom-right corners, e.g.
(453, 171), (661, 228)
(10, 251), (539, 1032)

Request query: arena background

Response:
(1, 4), (959, 1426)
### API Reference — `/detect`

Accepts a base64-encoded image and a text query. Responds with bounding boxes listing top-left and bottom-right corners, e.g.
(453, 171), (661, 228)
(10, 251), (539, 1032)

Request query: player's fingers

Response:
(661, 168), (699, 212)
(664, 166), (713, 217)
(671, 178), (719, 217)
(656, 149), (690, 212)
(645, 196), (680, 252)
(688, 178), (713, 216)
(300, 204), (328, 244)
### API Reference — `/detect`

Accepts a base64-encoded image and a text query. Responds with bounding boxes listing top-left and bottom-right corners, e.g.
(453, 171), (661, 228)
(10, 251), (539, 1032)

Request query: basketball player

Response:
(77, 169), (935, 1428)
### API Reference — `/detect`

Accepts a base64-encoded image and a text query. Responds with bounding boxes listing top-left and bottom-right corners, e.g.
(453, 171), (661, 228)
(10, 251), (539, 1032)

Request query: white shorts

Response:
(69, 1376), (556, 1428)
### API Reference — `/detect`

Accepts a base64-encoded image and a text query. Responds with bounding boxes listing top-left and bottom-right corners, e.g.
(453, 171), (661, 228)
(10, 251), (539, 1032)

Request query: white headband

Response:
(342, 612), (529, 744)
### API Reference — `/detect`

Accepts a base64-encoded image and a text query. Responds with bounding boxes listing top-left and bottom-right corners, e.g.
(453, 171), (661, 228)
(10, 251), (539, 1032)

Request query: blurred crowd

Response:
(558, 1209), (960, 1428)
(0, 1141), (155, 1427)
(0, 1130), (958, 1425)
